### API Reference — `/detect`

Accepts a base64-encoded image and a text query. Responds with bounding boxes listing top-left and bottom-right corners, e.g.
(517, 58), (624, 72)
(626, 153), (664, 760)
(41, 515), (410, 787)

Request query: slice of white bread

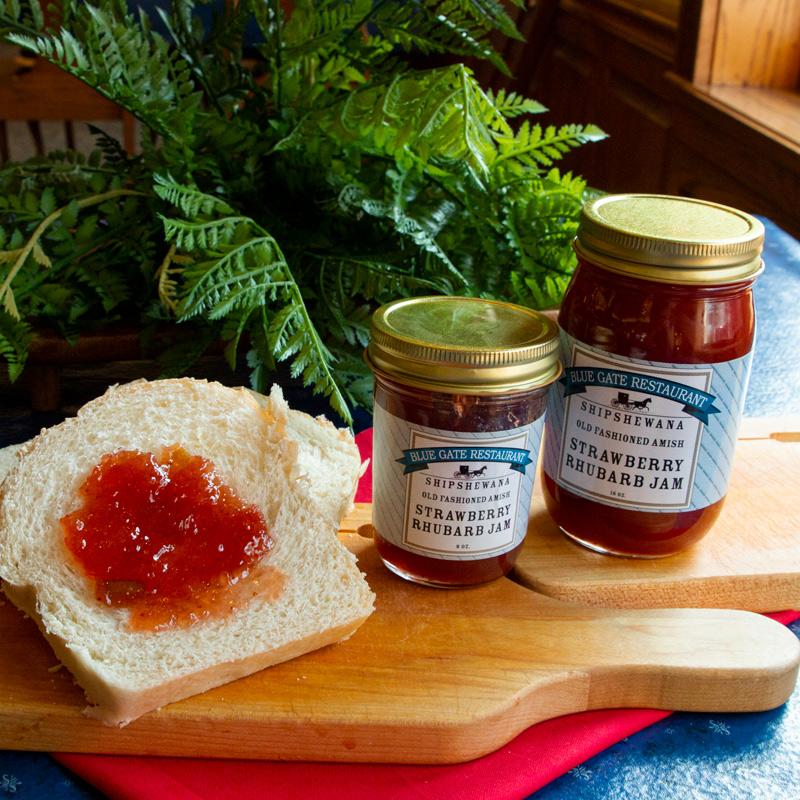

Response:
(254, 385), (367, 525)
(0, 386), (366, 525)
(0, 378), (374, 726)
(0, 443), (21, 484)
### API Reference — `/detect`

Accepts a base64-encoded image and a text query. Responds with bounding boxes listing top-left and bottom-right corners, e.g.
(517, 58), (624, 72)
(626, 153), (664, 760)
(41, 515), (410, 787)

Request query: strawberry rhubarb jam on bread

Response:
(0, 379), (374, 726)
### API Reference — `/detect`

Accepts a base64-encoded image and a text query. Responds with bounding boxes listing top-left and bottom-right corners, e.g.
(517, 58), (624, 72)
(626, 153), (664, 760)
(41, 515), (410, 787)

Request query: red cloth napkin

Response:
(355, 427), (373, 503)
(54, 429), (800, 800)
(55, 707), (672, 800)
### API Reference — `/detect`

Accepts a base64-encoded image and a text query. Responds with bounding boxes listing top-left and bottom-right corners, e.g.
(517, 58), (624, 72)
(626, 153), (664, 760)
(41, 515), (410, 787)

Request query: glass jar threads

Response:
(542, 194), (764, 557)
(366, 296), (560, 587)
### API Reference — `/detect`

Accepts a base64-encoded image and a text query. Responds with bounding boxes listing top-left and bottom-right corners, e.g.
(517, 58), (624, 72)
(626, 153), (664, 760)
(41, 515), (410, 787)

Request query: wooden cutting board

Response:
(513, 417), (800, 611)
(1, 508), (798, 764)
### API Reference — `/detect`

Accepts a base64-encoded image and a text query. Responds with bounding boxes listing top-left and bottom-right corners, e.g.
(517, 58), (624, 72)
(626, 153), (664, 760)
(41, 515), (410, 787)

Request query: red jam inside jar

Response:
(542, 194), (764, 557)
(61, 444), (284, 631)
(367, 296), (560, 587)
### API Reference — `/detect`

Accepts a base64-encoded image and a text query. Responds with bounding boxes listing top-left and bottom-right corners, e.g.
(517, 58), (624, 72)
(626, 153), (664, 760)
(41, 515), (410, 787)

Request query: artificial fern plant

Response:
(0, 0), (605, 424)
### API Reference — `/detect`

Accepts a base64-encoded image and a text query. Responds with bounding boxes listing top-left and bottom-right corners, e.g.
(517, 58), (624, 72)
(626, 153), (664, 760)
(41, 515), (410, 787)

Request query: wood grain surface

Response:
(0, 508), (797, 764)
(513, 418), (800, 611)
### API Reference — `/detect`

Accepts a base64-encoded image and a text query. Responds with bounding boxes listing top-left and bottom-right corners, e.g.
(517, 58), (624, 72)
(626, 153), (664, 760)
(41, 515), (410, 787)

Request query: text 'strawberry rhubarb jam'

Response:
(542, 194), (764, 557)
(366, 296), (560, 587)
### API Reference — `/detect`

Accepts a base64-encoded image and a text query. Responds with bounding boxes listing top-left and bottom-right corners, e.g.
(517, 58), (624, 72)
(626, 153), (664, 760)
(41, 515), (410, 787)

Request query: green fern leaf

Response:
(0, 0), (604, 423)
(153, 175), (234, 218)
(0, 309), (33, 382)
(31, 241), (51, 267)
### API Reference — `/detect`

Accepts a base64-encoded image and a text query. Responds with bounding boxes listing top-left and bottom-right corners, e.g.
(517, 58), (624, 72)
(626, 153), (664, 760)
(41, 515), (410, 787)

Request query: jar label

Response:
(373, 404), (544, 560)
(543, 332), (753, 511)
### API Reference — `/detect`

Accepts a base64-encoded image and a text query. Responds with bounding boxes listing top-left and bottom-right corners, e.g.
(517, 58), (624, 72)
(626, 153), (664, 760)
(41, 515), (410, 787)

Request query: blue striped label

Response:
(542, 333), (753, 512)
(373, 407), (545, 560)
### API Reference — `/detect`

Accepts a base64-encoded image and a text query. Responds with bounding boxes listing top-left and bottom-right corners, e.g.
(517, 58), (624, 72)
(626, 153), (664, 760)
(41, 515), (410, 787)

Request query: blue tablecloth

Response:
(0, 217), (798, 799)
(743, 217), (800, 419)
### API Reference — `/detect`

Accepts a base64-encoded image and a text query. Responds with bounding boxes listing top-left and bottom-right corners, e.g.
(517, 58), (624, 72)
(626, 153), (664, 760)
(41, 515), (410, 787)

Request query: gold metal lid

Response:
(366, 296), (561, 394)
(575, 194), (765, 284)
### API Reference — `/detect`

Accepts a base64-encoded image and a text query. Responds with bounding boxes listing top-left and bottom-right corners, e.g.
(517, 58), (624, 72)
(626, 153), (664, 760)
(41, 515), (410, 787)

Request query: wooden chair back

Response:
(0, 53), (135, 161)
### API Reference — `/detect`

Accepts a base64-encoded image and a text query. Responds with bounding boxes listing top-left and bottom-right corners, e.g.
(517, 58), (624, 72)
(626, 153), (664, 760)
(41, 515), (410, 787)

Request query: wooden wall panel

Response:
(712, 0), (800, 89)
(526, 3), (674, 195)
(516, 0), (800, 240)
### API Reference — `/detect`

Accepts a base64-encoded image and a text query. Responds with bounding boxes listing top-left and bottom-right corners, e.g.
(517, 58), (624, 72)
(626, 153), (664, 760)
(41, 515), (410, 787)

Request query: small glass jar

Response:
(542, 194), (764, 557)
(366, 296), (560, 587)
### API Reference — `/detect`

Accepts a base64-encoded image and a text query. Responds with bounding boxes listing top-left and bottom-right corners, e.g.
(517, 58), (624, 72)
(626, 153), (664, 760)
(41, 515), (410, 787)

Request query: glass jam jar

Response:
(366, 296), (560, 587)
(542, 194), (764, 557)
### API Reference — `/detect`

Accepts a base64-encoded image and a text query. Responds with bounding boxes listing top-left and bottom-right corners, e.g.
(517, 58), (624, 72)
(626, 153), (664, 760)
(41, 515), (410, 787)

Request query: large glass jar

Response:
(542, 194), (764, 557)
(366, 296), (560, 587)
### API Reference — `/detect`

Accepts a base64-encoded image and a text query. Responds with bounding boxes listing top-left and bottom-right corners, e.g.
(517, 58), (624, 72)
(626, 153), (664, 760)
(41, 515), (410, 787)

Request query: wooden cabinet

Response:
(508, 0), (800, 239)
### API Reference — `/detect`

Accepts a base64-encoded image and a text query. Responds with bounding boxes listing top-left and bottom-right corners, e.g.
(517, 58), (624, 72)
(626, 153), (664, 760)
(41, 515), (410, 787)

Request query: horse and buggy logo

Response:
(454, 464), (488, 479)
(611, 391), (652, 412)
